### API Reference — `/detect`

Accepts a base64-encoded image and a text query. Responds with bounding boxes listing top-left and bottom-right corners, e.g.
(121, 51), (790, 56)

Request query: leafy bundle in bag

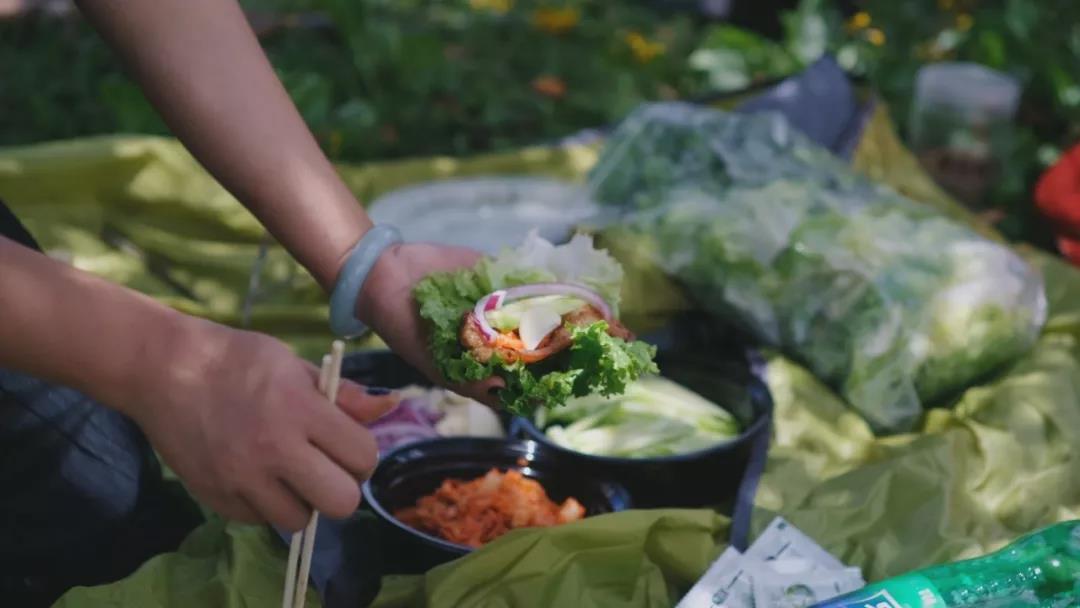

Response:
(415, 231), (658, 416)
(590, 103), (1047, 433)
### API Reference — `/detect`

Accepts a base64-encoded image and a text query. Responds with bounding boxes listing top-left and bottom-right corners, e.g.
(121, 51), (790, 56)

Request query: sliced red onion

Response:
(374, 398), (444, 427)
(503, 283), (612, 319)
(483, 290), (507, 312)
(473, 294), (502, 342)
(370, 422), (439, 453)
(471, 282), (612, 344)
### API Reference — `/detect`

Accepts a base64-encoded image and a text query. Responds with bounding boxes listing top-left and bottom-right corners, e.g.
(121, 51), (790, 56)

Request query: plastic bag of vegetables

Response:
(589, 103), (1047, 433)
(415, 231), (658, 416)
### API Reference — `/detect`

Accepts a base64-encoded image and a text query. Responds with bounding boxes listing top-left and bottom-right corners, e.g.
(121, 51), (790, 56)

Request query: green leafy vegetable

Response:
(536, 376), (741, 458)
(592, 104), (1047, 433)
(414, 232), (658, 416)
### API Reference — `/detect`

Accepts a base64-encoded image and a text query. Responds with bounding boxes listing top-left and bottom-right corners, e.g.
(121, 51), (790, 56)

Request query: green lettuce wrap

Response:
(414, 231), (658, 416)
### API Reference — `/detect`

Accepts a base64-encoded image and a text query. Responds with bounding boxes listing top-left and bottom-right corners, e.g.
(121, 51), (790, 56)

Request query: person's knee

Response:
(0, 369), (199, 606)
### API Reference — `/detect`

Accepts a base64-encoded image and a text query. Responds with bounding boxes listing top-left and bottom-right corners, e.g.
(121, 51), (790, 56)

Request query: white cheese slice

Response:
(518, 306), (563, 351)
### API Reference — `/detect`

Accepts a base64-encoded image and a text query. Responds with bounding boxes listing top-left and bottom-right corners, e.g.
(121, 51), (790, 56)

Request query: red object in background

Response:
(1035, 143), (1080, 265)
(1057, 234), (1080, 263)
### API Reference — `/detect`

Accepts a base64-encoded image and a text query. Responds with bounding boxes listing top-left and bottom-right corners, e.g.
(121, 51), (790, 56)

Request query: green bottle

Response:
(811, 521), (1080, 607)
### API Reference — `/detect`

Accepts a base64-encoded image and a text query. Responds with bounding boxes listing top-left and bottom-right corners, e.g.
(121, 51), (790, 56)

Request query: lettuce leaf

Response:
(414, 233), (657, 416)
(479, 230), (625, 314)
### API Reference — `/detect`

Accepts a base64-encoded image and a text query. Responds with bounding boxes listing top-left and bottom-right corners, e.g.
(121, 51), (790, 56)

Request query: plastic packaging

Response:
(909, 62), (1021, 206)
(812, 520), (1080, 607)
(590, 103), (1046, 433)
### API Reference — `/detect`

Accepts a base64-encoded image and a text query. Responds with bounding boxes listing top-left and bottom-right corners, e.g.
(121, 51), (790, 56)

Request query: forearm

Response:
(74, 0), (369, 289)
(0, 237), (204, 414)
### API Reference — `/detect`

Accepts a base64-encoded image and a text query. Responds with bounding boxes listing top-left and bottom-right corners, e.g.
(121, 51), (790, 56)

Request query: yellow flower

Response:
(937, 0), (955, 10)
(530, 7), (580, 35)
(865, 28), (886, 46)
(470, 0), (513, 15)
(914, 42), (936, 61)
(624, 31), (665, 64)
(846, 11), (871, 31)
(956, 13), (974, 32)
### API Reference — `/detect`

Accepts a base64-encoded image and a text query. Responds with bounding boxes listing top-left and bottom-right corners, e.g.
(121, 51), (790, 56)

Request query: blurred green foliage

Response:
(687, 0), (1080, 241)
(0, 1), (703, 159)
(1, 0), (1076, 243)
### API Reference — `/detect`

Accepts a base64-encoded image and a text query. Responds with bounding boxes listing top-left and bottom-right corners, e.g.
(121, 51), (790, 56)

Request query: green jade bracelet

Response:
(328, 225), (403, 338)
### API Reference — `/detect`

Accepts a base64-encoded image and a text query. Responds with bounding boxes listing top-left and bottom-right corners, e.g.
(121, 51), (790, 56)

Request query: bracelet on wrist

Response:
(328, 225), (402, 338)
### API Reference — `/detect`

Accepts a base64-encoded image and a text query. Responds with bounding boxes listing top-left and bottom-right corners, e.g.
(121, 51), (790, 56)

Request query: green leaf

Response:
(689, 25), (798, 92)
(689, 48), (751, 93)
(1005, 0), (1039, 39)
(567, 322), (658, 399)
(279, 71), (333, 127)
(781, 0), (832, 65)
(413, 237), (657, 417)
(334, 99), (378, 132)
(976, 30), (1008, 67)
(98, 75), (168, 134)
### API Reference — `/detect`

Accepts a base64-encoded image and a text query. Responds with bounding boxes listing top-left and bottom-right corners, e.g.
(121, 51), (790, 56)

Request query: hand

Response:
(357, 243), (504, 405)
(123, 319), (398, 532)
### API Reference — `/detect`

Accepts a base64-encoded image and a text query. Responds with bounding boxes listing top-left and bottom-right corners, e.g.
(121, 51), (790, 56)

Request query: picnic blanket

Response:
(2, 71), (1079, 607)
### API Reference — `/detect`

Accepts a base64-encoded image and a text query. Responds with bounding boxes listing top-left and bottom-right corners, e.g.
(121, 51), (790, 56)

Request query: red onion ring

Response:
(483, 290), (506, 312)
(471, 283), (612, 344)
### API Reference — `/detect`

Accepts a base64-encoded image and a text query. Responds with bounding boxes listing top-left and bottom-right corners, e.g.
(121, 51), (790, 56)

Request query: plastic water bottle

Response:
(811, 521), (1080, 607)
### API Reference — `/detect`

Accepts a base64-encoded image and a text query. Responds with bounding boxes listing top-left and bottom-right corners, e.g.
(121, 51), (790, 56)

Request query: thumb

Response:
(335, 378), (400, 424)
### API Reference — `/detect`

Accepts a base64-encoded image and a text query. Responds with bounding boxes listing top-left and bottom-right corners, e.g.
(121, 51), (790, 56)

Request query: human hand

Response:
(123, 320), (398, 531)
(357, 243), (504, 405)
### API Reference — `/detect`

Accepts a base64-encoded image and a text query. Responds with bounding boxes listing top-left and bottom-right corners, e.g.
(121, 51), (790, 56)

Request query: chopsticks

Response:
(283, 340), (345, 608)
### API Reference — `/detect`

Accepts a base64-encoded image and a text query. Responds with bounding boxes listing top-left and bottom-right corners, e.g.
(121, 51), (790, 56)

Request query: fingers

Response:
(334, 378), (399, 424)
(242, 479), (313, 532)
(203, 493), (263, 525)
(308, 405), (381, 484)
(279, 444), (363, 520)
(455, 376), (505, 408)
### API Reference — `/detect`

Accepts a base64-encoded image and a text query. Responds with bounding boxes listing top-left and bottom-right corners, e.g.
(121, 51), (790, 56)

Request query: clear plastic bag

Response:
(589, 103), (1047, 432)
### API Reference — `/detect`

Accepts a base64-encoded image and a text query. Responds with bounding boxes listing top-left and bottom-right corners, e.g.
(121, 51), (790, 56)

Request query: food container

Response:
(510, 351), (773, 508)
(909, 62), (1021, 206)
(365, 177), (618, 256)
(361, 437), (631, 574)
(342, 337), (771, 522)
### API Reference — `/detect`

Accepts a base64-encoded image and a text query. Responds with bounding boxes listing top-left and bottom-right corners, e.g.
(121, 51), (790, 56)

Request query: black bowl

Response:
(361, 437), (631, 574)
(510, 351), (773, 509)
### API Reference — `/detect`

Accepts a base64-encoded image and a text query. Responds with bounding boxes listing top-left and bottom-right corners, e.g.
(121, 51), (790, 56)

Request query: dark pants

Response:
(0, 369), (203, 607)
(0, 198), (204, 606)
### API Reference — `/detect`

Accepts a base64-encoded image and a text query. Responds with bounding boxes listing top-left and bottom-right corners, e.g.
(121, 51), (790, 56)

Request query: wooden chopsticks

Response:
(282, 340), (345, 608)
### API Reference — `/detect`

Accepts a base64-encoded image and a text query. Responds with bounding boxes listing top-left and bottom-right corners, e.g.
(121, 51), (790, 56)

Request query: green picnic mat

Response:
(1, 103), (1077, 607)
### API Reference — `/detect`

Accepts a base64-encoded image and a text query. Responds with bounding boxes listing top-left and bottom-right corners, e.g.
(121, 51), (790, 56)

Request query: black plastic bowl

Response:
(361, 437), (631, 574)
(511, 351), (773, 509)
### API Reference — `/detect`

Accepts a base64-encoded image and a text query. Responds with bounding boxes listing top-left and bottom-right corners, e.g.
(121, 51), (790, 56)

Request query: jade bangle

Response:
(328, 225), (402, 338)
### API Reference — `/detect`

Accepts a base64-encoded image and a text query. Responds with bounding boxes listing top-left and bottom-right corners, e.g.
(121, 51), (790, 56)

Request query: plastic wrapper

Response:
(589, 103), (1047, 432)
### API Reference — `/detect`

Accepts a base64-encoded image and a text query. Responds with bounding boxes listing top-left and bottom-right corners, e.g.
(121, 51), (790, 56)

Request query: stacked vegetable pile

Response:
(590, 103), (1047, 433)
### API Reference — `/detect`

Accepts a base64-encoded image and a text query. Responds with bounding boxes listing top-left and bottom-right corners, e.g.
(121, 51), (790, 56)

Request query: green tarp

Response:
(1, 104), (1078, 608)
